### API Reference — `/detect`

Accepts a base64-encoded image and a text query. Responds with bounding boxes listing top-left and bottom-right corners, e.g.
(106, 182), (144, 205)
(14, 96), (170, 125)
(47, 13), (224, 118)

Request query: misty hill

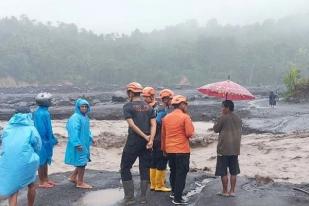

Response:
(0, 14), (309, 87)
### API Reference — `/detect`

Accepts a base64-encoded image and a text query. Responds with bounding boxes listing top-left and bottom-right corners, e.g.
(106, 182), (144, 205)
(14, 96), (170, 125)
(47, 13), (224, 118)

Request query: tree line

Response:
(0, 14), (309, 87)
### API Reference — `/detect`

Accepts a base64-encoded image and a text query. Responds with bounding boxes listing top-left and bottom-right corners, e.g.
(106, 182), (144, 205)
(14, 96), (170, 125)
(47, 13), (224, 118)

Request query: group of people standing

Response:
(0, 93), (94, 205)
(120, 82), (195, 205)
(0, 81), (242, 206)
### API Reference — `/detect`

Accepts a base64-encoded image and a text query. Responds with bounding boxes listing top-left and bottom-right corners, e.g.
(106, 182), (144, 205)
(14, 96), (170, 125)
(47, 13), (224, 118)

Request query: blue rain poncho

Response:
(33, 106), (58, 166)
(0, 113), (41, 197)
(64, 99), (92, 167)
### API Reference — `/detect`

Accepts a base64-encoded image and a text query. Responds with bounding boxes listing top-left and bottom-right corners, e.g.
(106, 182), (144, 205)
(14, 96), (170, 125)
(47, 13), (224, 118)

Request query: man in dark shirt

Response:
(213, 100), (242, 197)
(120, 82), (156, 205)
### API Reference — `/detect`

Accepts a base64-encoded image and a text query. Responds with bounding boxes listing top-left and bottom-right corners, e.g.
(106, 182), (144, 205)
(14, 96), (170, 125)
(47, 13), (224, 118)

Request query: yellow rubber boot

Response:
(150, 168), (157, 190)
(155, 170), (171, 192)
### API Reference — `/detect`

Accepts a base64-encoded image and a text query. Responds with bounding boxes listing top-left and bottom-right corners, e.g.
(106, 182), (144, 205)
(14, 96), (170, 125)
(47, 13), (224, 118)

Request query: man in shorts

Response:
(213, 100), (242, 197)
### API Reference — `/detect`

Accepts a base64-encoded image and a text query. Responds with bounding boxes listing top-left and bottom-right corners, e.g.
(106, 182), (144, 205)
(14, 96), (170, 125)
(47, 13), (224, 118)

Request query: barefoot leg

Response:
(27, 183), (36, 206)
(38, 165), (45, 185)
(9, 192), (18, 206)
(76, 166), (92, 188)
(68, 168), (78, 183)
(76, 166), (85, 185)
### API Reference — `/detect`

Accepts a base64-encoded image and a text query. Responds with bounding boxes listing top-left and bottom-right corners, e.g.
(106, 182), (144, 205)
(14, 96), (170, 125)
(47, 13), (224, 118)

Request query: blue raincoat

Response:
(64, 99), (92, 167)
(0, 113), (41, 197)
(33, 106), (57, 166)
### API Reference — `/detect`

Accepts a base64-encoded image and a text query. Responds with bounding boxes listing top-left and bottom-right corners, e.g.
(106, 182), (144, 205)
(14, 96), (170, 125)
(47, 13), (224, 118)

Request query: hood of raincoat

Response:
(74, 98), (90, 115)
(8, 113), (34, 127)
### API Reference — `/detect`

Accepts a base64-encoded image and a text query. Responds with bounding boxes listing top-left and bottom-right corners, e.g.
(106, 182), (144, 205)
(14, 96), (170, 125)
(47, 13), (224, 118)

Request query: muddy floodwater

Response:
(74, 188), (123, 206)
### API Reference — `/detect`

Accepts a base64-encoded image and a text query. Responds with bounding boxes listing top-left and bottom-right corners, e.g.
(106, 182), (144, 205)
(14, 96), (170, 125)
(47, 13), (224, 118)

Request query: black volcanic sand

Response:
(1, 170), (308, 206)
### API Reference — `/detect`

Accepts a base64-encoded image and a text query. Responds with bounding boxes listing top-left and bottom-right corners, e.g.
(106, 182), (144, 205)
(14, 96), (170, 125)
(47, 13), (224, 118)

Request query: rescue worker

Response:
(33, 92), (58, 188)
(143, 88), (174, 192)
(0, 107), (42, 206)
(142, 87), (157, 108)
(120, 82), (156, 205)
(161, 95), (195, 205)
(65, 98), (94, 189)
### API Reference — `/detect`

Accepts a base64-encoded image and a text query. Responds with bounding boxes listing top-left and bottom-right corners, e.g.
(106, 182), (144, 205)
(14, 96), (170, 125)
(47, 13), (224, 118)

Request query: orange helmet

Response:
(142, 87), (156, 97)
(127, 82), (143, 93)
(159, 89), (174, 99)
(171, 95), (187, 105)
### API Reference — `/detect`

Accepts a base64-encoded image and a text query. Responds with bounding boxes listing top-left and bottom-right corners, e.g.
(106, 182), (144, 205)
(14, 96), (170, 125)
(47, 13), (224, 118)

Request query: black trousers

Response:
(150, 147), (168, 170)
(168, 153), (190, 201)
(120, 149), (151, 181)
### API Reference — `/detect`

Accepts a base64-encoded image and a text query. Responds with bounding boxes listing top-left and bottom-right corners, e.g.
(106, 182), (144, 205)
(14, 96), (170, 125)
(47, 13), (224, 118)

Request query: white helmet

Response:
(35, 92), (53, 107)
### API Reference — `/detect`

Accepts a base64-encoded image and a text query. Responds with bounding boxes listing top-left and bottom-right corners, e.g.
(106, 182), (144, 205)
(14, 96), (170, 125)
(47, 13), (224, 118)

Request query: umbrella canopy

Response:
(197, 80), (255, 100)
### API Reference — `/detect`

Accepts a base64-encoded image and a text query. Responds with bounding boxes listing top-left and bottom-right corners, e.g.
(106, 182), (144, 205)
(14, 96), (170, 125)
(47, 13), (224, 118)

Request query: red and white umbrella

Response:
(197, 80), (255, 101)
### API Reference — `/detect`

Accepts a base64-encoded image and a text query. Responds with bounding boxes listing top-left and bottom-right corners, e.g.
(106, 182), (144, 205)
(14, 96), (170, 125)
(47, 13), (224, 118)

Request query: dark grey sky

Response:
(0, 0), (308, 34)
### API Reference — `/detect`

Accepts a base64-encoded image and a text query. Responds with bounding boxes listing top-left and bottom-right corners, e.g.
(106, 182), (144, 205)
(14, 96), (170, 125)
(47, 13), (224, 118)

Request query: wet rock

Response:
(189, 96), (197, 101)
(255, 175), (274, 186)
(112, 91), (127, 103)
(195, 177), (309, 206)
(203, 166), (212, 172)
(92, 99), (101, 105)
(190, 168), (199, 172)
(53, 98), (73, 106)
(190, 134), (216, 148)
(95, 131), (126, 149)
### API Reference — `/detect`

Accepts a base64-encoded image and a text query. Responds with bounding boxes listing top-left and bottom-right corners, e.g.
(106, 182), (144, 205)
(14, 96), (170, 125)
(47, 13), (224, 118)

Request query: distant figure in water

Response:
(0, 107), (41, 206)
(269, 91), (278, 108)
(213, 100), (242, 197)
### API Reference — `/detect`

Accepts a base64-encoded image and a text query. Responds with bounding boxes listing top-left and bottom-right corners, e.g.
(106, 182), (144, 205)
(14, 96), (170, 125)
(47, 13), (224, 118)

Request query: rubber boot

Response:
(150, 168), (157, 191)
(155, 170), (172, 192)
(140, 180), (149, 204)
(122, 180), (135, 205)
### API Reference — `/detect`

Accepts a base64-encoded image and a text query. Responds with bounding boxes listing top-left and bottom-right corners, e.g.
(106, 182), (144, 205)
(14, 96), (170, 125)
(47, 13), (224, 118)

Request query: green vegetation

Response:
(0, 14), (309, 86)
(283, 66), (309, 100)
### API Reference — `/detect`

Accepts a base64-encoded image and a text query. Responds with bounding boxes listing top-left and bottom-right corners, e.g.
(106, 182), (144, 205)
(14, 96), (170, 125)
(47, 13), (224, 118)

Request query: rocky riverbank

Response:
(0, 85), (308, 134)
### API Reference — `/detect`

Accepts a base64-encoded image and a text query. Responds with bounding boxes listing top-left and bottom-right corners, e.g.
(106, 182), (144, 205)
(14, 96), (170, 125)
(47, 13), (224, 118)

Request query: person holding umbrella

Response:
(197, 78), (253, 197)
(213, 100), (242, 197)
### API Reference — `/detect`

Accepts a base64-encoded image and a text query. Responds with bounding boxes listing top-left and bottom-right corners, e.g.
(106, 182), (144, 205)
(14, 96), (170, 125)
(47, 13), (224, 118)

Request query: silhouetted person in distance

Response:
(269, 91), (278, 108)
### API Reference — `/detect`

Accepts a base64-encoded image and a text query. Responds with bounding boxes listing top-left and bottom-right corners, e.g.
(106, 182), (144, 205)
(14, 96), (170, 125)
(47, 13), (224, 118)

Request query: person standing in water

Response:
(65, 98), (94, 189)
(121, 82), (156, 205)
(0, 107), (41, 206)
(269, 91), (278, 108)
(33, 92), (58, 188)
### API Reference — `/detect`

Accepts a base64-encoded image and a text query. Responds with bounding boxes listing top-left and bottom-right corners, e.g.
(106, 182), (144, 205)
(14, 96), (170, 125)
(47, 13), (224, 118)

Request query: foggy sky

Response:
(0, 0), (308, 34)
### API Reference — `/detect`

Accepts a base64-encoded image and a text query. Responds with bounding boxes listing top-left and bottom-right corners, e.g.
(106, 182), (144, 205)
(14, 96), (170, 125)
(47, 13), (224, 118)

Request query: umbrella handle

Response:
(225, 93), (228, 100)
